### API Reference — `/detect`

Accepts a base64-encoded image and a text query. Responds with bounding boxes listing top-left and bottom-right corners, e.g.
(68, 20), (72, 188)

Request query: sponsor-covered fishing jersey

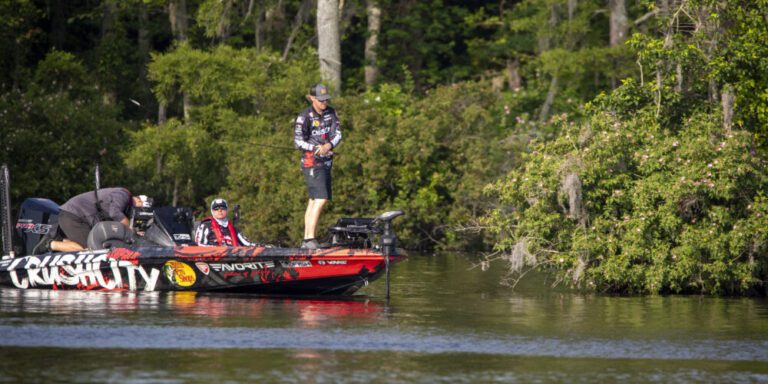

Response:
(293, 106), (342, 169)
(195, 218), (253, 246)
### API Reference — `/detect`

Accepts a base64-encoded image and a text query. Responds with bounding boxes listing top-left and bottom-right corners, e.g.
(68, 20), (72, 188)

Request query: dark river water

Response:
(0, 252), (767, 383)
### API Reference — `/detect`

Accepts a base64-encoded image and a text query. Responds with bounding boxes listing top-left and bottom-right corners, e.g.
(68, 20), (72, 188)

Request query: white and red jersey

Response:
(195, 217), (253, 246)
(293, 106), (342, 169)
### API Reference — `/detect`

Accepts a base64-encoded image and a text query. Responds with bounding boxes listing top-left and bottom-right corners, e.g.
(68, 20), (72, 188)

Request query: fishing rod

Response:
(128, 98), (338, 155)
(224, 141), (338, 157)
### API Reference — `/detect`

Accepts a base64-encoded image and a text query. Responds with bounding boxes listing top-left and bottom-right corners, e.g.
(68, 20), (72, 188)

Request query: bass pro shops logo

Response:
(163, 260), (196, 288)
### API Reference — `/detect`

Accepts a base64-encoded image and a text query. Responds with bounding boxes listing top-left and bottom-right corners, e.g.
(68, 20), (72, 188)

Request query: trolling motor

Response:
(373, 211), (404, 299)
(328, 210), (404, 299)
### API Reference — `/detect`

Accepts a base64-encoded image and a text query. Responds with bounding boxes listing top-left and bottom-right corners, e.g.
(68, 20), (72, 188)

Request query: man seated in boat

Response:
(195, 198), (254, 247)
(33, 188), (148, 254)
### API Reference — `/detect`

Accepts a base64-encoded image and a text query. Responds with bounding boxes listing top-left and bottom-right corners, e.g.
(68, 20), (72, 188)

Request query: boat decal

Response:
(195, 262), (210, 275)
(280, 261), (311, 268)
(210, 262), (274, 272)
(163, 260), (196, 288)
(15, 221), (53, 235)
(317, 260), (347, 265)
(4, 253), (159, 291)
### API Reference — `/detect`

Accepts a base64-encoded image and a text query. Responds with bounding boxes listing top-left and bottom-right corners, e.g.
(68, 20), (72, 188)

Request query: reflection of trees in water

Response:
(504, 293), (768, 338)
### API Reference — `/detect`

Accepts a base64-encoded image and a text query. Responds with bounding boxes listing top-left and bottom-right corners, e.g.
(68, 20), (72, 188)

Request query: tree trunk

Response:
(609, 0), (628, 47)
(282, 0), (311, 61)
(608, 0), (628, 88)
(101, 0), (119, 106)
(183, 93), (192, 121)
(101, 0), (117, 37)
(172, 177), (180, 207)
(538, 5), (558, 52)
(169, 0), (190, 120)
(675, 63), (683, 93)
(50, 0), (66, 49)
(506, 57), (522, 91)
(364, 0), (381, 88)
(158, 103), (167, 124)
(567, 0), (577, 21)
(252, 2), (263, 51)
(722, 84), (734, 133)
(215, 0), (234, 42)
(138, 3), (151, 98)
(317, 0), (342, 92)
(538, 75), (559, 122)
(169, 0), (188, 41)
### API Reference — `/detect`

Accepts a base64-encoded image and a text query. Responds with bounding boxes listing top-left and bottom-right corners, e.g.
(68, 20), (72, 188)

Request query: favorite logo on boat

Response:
(163, 260), (196, 287)
(195, 262), (210, 275)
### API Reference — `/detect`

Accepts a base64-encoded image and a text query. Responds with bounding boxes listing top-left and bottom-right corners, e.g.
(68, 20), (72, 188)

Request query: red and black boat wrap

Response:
(0, 244), (406, 295)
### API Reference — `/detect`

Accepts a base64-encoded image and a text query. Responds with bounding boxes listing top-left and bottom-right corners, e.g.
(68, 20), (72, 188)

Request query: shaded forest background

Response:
(1, 0), (766, 295)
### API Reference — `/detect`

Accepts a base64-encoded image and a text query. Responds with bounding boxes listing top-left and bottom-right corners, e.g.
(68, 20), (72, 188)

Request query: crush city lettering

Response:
(4, 253), (160, 291)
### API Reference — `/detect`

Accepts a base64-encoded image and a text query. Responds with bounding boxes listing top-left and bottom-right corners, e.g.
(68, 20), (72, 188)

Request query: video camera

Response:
(130, 196), (155, 232)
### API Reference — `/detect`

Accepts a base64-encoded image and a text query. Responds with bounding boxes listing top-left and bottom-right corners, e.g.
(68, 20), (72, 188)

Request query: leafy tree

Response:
(0, 51), (127, 204)
(482, 0), (768, 295)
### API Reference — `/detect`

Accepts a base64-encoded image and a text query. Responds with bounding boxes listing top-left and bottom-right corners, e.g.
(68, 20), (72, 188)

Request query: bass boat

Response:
(0, 166), (405, 296)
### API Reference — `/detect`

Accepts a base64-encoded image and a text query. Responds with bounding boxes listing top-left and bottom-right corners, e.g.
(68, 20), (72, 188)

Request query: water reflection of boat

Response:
(168, 292), (385, 325)
(0, 289), (385, 325)
(0, 174), (406, 295)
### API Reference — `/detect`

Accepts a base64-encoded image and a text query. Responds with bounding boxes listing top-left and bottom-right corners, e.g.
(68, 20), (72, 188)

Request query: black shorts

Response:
(58, 210), (92, 247)
(303, 166), (332, 200)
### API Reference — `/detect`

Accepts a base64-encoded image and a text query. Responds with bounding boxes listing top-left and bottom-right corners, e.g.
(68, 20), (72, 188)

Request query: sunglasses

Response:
(213, 206), (227, 211)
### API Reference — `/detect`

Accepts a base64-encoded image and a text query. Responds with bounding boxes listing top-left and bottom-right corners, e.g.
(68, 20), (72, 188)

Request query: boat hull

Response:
(0, 246), (406, 295)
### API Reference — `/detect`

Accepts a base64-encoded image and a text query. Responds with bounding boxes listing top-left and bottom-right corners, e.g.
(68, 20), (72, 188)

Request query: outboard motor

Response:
(144, 206), (195, 246)
(14, 198), (60, 256)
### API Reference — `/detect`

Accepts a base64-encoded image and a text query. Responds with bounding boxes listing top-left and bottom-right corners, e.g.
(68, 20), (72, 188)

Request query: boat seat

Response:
(87, 221), (135, 250)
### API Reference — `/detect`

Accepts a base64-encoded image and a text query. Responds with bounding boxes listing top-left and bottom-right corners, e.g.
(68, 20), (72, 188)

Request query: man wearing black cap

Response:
(293, 84), (342, 249)
(195, 198), (254, 246)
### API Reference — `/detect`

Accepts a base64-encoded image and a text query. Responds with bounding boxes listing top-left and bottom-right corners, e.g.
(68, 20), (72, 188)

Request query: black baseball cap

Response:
(309, 84), (332, 101)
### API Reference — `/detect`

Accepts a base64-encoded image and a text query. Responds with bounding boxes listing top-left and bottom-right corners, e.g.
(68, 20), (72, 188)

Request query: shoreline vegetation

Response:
(0, 1), (765, 295)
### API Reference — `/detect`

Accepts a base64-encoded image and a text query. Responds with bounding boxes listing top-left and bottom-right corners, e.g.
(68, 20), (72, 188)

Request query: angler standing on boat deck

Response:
(195, 198), (254, 246)
(294, 84), (342, 249)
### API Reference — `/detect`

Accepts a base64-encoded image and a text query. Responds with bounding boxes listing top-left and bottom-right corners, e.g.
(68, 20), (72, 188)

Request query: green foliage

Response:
(482, 1), (768, 295)
(0, 0), (40, 88)
(0, 51), (127, 204)
(163, 79), (508, 248)
(130, 44), (318, 242)
(706, 0), (768, 145)
(484, 78), (768, 295)
(327, 81), (509, 249)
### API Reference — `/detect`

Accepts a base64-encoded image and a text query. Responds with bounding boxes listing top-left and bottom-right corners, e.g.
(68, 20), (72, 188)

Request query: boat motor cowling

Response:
(143, 206), (195, 246)
(15, 198), (60, 256)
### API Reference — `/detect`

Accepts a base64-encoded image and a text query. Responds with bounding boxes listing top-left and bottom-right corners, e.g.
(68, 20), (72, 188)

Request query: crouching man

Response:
(34, 187), (147, 254)
(195, 198), (254, 246)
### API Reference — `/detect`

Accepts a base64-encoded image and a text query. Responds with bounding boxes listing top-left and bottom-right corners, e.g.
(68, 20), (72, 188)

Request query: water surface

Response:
(1, 253), (766, 383)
